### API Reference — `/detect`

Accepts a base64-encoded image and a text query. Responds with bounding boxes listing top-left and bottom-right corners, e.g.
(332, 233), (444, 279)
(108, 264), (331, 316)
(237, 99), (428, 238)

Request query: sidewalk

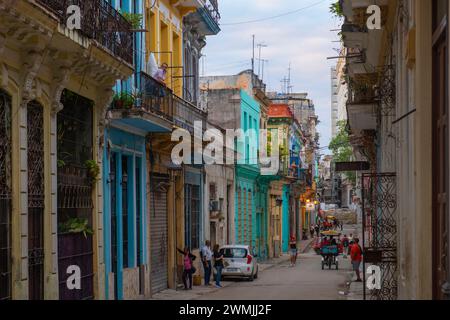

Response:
(150, 239), (315, 300)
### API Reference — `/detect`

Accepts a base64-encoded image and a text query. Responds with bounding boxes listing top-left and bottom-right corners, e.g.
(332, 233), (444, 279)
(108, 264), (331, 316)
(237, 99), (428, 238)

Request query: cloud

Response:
(204, 0), (338, 151)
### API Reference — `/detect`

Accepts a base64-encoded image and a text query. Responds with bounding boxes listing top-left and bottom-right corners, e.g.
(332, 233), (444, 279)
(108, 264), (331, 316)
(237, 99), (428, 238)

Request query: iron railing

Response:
(173, 94), (207, 134)
(36, 0), (133, 64)
(204, 0), (221, 24)
(113, 72), (206, 132)
(139, 72), (174, 122)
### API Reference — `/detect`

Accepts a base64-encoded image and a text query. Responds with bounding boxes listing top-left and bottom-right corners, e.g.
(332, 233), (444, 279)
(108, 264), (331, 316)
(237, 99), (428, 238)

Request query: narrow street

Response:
(150, 225), (360, 301)
(198, 249), (350, 300)
(198, 225), (358, 301)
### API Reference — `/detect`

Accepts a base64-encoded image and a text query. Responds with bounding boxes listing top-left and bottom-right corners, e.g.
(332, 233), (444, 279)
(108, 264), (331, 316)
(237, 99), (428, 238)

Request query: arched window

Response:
(0, 89), (12, 300)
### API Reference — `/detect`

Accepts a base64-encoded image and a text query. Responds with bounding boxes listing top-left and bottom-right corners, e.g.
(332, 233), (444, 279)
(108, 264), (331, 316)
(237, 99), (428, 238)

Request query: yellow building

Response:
(0, 0), (133, 300)
(142, 0), (214, 294)
(145, 0), (199, 97)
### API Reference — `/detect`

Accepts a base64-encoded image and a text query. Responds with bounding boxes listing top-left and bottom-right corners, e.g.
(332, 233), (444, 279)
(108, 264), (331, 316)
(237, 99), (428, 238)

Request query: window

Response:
(135, 160), (141, 265)
(57, 89), (94, 300)
(220, 248), (247, 259)
(185, 184), (201, 249)
(122, 156), (129, 269)
(209, 183), (217, 200)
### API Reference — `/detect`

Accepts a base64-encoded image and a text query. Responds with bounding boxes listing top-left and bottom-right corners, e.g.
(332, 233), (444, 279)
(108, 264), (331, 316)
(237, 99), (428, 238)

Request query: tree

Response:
(329, 120), (356, 184)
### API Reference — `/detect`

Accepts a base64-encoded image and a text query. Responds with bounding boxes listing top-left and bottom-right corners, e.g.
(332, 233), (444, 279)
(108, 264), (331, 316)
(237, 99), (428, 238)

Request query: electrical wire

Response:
(220, 0), (328, 26)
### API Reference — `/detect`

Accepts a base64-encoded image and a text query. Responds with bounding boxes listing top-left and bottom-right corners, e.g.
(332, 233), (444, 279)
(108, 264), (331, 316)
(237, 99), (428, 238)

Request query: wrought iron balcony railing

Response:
(204, 0), (221, 24)
(112, 72), (206, 132)
(173, 94), (207, 134)
(139, 72), (174, 122)
(36, 0), (133, 64)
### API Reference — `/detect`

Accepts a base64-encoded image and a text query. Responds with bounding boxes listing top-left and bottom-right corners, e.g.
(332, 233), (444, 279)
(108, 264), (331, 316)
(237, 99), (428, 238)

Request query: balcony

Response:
(341, 23), (368, 50)
(36, 0), (133, 64)
(184, 0), (221, 36)
(110, 72), (206, 134)
(109, 72), (174, 133)
(173, 94), (207, 134)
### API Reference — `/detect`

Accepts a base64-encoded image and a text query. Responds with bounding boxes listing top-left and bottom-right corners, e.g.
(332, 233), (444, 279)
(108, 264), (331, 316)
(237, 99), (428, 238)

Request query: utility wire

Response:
(221, 0), (328, 26)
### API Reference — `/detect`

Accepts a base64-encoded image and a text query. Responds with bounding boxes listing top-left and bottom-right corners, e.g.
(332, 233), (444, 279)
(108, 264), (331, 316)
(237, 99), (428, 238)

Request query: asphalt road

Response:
(197, 248), (353, 300)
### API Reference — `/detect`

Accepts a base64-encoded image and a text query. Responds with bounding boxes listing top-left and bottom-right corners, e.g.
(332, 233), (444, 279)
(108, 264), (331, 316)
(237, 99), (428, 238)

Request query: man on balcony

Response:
(153, 62), (169, 84)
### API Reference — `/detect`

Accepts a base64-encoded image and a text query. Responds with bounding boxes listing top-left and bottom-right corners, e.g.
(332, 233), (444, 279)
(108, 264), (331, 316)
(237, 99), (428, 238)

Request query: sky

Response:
(203, 0), (342, 154)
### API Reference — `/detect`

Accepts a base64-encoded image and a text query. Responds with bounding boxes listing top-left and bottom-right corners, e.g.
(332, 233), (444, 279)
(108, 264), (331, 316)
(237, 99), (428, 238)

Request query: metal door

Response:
(149, 176), (169, 294)
(362, 173), (397, 300)
(27, 101), (45, 300)
(0, 90), (12, 300)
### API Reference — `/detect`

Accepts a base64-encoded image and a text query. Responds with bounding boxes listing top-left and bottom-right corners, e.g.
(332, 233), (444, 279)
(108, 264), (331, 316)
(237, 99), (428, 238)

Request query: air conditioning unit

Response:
(210, 200), (220, 212)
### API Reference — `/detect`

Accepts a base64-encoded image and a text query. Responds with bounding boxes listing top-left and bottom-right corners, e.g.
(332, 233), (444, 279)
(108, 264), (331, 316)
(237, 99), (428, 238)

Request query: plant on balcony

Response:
(120, 11), (143, 29)
(85, 160), (100, 185)
(59, 217), (94, 239)
(112, 92), (135, 109)
(330, 1), (343, 18)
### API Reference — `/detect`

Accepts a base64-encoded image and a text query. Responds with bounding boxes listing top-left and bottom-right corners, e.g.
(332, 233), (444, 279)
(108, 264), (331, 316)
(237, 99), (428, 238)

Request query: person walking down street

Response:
(289, 236), (298, 267)
(342, 234), (349, 258)
(348, 233), (354, 255)
(310, 225), (315, 238)
(201, 240), (213, 286)
(213, 244), (224, 288)
(350, 238), (363, 282)
(177, 247), (196, 290)
(315, 224), (320, 237)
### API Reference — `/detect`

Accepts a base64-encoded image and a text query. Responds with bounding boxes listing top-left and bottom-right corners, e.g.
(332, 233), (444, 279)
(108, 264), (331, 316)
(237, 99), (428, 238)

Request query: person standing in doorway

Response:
(350, 238), (363, 282)
(310, 225), (315, 238)
(201, 240), (213, 286)
(213, 244), (224, 288)
(177, 247), (196, 290)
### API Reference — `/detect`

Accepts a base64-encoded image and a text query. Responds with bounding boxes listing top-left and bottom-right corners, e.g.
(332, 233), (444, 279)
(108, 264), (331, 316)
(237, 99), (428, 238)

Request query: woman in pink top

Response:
(177, 247), (196, 290)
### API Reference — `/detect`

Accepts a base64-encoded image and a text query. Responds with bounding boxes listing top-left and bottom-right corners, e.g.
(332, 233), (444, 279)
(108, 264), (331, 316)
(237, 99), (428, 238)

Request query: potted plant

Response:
(85, 160), (100, 185)
(59, 217), (94, 239)
(112, 92), (135, 110)
(120, 11), (143, 30)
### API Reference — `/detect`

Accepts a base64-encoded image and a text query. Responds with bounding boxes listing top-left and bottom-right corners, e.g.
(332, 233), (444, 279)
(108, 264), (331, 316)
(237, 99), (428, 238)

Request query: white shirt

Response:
(201, 245), (213, 261)
(153, 68), (166, 82)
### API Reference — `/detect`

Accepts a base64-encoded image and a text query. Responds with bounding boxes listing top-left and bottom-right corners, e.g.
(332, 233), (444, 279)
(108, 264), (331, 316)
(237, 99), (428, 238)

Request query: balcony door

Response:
(432, 0), (449, 300)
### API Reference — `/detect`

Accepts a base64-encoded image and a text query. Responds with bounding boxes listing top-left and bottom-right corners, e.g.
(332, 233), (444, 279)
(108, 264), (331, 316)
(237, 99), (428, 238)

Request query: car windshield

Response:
(220, 248), (247, 258)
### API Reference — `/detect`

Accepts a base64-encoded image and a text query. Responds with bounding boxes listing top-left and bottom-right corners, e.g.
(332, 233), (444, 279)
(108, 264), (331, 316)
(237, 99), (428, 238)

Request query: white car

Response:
(214, 245), (259, 281)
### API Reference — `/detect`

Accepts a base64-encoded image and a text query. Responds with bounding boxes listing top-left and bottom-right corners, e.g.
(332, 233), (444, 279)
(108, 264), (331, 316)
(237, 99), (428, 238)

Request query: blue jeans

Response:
(203, 261), (212, 285)
(215, 266), (223, 286)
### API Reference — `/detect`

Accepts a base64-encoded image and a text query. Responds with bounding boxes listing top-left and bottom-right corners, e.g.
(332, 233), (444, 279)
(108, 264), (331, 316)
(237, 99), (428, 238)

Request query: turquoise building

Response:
(235, 90), (261, 253)
(102, 0), (173, 300)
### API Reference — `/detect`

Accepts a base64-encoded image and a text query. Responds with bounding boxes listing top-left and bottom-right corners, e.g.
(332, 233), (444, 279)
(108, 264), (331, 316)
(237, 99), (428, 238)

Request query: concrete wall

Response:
(204, 164), (235, 247)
